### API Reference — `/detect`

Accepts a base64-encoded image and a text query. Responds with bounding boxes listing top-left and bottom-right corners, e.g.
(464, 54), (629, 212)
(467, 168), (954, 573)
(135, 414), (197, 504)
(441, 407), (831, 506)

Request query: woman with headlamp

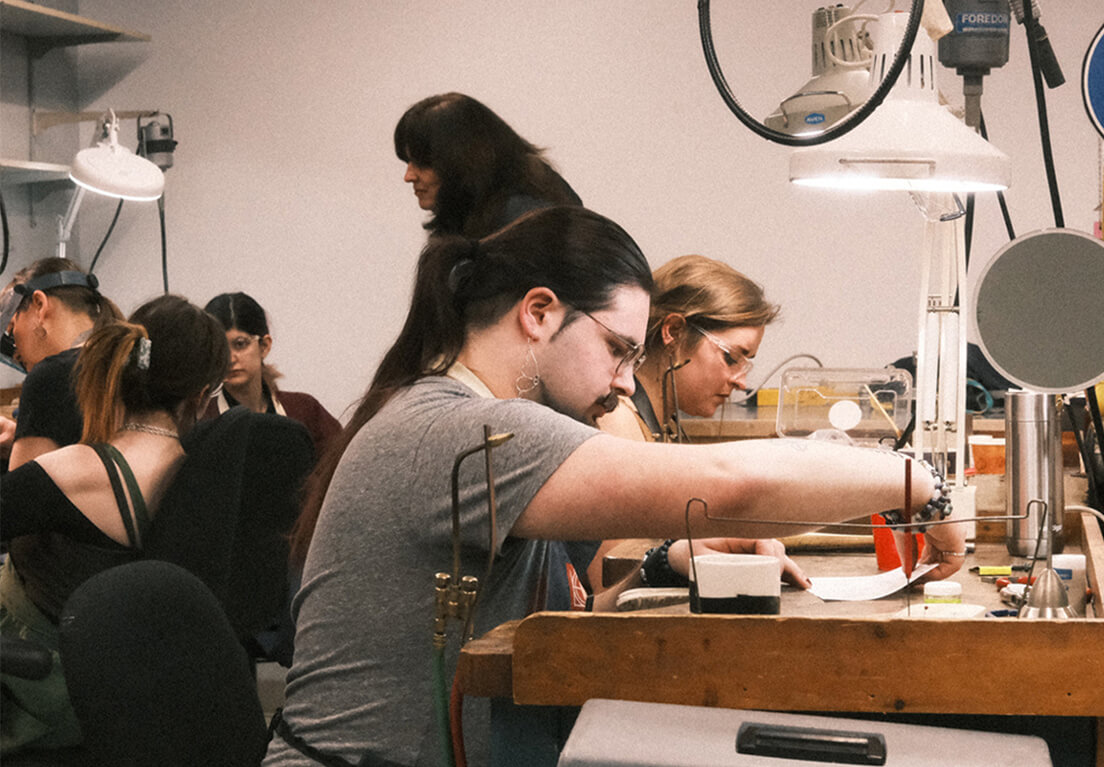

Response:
(1, 258), (121, 470)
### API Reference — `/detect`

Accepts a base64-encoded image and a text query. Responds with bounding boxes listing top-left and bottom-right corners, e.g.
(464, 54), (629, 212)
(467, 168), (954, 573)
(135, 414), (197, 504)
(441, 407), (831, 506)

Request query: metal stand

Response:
(911, 192), (968, 496)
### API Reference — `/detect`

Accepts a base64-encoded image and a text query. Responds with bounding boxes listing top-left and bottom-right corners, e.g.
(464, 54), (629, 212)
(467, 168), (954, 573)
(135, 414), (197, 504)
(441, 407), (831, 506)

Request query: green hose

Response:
(432, 641), (456, 767)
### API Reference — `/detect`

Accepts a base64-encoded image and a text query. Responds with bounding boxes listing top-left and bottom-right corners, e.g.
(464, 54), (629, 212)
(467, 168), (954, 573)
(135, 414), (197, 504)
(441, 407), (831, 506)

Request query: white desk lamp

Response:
(791, 11), (1010, 508)
(56, 110), (164, 260)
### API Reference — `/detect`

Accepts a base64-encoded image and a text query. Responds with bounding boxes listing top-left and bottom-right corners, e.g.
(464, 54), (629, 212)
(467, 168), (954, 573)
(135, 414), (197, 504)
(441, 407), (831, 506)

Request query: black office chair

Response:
(58, 559), (269, 766)
(3, 409), (312, 764)
(147, 407), (314, 654)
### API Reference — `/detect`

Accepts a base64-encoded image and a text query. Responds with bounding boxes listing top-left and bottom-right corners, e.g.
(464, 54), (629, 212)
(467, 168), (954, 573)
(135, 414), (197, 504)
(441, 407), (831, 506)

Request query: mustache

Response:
(599, 391), (620, 413)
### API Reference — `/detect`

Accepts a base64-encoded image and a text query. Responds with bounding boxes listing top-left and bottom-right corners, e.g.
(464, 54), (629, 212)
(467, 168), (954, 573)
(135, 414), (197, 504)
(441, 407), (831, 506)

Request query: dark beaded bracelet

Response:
(881, 455), (953, 527)
(640, 539), (690, 587)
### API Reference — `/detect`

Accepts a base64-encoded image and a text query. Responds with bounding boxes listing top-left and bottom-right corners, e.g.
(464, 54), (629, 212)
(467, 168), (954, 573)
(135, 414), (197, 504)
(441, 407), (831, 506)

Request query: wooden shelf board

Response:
(0, 0), (149, 44)
(0, 158), (70, 185)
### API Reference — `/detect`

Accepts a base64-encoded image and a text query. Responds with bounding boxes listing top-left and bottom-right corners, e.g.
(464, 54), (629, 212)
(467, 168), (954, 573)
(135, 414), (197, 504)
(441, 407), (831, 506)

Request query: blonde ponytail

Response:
(75, 322), (149, 443)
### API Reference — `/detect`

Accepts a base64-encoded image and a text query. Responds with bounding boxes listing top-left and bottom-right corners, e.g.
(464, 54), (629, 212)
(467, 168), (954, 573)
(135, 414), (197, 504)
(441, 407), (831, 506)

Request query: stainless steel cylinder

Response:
(1005, 391), (1064, 557)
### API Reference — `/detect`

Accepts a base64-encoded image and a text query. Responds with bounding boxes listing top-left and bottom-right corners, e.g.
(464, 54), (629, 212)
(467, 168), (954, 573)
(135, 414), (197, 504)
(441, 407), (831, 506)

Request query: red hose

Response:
(450, 671), (467, 767)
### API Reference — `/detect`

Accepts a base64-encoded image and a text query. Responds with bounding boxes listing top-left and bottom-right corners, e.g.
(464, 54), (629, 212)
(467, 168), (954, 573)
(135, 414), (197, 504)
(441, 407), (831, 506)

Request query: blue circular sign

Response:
(1085, 22), (1104, 138)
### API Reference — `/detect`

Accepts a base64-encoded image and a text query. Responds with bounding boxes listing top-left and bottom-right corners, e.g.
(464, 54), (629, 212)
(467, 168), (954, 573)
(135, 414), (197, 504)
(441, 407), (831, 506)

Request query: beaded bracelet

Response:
(640, 539), (690, 587)
(880, 455), (952, 528)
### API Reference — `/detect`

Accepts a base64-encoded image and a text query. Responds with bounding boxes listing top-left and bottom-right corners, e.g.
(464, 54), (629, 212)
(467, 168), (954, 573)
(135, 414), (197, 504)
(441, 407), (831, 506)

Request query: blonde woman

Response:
(593, 255), (805, 592)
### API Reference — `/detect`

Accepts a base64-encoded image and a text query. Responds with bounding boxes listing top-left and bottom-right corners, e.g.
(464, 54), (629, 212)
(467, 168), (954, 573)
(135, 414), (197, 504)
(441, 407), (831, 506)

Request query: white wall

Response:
(7, 2), (1102, 419)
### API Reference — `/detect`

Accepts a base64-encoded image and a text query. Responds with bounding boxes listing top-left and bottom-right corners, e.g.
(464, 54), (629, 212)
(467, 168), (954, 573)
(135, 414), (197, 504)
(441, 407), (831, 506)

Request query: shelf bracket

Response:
(33, 109), (159, 137)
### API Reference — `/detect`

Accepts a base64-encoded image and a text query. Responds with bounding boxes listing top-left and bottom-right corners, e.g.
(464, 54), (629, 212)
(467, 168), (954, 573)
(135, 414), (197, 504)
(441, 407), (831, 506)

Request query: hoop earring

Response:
(515, 338), (541, 396)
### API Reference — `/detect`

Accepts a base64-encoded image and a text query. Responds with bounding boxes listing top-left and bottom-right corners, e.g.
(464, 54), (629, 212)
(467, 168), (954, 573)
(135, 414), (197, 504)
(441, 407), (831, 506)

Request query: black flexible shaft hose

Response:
(1021, 0), (1064, 228)
(697, 0), (924, 147)
(979, 111), (1017, 241)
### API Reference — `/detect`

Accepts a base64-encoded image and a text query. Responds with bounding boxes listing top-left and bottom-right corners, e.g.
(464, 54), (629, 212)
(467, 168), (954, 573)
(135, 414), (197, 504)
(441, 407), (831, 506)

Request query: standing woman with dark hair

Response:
(395, 91), (582, 239)
(0, 294), (228, 756)
(202, 292), (340, 456)
(1, 257), (122, 469)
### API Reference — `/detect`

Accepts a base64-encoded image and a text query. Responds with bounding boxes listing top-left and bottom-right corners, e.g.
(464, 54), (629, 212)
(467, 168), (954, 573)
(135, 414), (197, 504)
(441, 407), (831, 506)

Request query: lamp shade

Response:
(765, 5), (875, 136)
(70, 125), (164, 201)
(789, 12), (1010, 192)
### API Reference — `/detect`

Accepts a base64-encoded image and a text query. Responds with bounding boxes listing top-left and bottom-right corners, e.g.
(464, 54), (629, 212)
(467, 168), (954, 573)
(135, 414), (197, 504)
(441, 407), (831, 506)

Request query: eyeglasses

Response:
(227, 334), (259, 353)
(689, 323), (753, 377)
(581, 311), (646, 374)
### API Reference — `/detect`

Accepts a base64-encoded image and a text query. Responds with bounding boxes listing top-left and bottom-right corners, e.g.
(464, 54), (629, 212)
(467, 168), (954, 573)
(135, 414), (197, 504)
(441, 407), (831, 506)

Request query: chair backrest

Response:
(224, 412), (314, 637)
(58, 559), (269, 766)
(146, 407), (314, 638)
(143, 406), (252, 602)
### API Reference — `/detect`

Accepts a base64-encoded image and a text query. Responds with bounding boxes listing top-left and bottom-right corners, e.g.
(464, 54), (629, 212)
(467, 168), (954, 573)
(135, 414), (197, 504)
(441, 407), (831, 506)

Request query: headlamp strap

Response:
(15, 271), (99, 296)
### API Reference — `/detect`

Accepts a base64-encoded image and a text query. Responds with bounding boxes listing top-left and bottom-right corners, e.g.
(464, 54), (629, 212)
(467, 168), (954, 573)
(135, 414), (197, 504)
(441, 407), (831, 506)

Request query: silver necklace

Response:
(122, 422), (180, 440)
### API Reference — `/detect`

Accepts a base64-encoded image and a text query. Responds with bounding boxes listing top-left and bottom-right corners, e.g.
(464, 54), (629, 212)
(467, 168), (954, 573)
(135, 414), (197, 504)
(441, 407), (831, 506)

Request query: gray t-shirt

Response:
(264, 376), (597, 766)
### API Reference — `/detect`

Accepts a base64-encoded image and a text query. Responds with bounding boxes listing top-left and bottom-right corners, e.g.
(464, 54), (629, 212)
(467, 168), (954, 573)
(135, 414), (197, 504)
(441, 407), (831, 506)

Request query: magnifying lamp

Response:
(790, 12), (1010, 192)
(57, 110), (165, 259)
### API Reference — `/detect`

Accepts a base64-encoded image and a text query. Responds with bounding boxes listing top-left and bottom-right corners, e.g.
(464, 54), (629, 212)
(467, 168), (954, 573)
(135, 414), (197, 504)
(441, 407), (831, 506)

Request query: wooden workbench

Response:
(457, 513), (1104, 758)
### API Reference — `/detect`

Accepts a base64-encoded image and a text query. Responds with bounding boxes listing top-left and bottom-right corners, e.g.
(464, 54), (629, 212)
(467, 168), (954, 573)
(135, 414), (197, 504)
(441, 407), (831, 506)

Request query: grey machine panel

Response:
(558, 699), (1051, 767)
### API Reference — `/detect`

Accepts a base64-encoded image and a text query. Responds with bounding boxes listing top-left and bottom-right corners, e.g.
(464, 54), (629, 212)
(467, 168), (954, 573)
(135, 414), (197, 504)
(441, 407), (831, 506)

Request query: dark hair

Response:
(204, 291), (281, 389)
(288, 206), (652, 565)
(8, 257), (122, 332)
(75, 295), (229, 442)
(394, 92), (580, 238)
(204, 292), (270, 337)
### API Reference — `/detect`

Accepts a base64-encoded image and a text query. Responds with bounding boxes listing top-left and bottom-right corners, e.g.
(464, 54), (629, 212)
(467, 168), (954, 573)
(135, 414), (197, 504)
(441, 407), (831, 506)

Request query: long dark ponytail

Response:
(289, 205), (652, 565)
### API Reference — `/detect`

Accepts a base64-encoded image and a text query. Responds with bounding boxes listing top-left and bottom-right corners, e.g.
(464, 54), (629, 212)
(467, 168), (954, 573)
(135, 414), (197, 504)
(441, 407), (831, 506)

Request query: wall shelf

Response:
(1, 2), (150, 187)
(0, 0), (149, 49)
(0, 158), (70, 186)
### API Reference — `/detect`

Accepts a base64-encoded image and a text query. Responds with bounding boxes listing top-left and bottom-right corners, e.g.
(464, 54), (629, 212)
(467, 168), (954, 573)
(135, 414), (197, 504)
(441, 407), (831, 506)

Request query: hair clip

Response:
(447, 258), (476, 295)
(136, 337), (152, 370)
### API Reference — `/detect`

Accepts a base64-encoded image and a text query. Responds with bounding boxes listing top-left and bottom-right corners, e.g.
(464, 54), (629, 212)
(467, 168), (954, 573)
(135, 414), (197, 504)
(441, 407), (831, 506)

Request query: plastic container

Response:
(689, 554), (780, 615)
(776, 367), (912, 445)
(924, 581), (963, 604)
(1051, 553), (1087, 616)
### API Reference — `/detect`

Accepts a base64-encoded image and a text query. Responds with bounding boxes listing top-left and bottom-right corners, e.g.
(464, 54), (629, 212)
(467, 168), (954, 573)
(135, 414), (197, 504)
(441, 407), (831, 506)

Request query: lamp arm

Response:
(56, 186), (86, 260)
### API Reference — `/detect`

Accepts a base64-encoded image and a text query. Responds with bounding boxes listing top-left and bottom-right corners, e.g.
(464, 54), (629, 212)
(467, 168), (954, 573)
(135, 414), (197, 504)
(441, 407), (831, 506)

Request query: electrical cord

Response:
(729, 353), (824, 404)
(978, 111), (1017, 241)
(697, 0), (924, 147)
(0, 188), (9, 276)
(1067, 504), (1104, 528)
(88, 199), (124, 276)
(449, 674), (468, 767)
(1021, 0), (1065, 228)
(158, 195), (169, 293)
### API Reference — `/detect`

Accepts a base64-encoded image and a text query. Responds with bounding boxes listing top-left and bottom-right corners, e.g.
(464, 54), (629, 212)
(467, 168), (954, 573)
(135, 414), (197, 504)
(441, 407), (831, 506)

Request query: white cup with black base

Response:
(689, 554), (781, 615)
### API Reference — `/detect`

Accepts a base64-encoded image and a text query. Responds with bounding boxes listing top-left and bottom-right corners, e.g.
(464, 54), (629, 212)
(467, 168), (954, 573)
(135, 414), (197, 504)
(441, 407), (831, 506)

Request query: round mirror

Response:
(973, 228), (1104, 393)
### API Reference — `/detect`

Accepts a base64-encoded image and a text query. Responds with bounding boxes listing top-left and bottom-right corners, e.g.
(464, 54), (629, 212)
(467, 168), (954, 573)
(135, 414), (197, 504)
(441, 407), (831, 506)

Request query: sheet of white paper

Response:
(808, 563), (937, 601)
